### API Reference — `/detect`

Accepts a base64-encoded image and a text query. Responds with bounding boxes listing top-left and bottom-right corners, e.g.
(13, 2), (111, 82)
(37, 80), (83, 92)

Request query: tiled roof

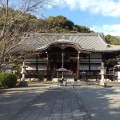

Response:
(17, 33), (120, 53)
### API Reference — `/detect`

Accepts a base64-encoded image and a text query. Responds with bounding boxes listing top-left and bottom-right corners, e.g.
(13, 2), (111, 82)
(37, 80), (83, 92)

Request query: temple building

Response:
(17, 33), (120, 81)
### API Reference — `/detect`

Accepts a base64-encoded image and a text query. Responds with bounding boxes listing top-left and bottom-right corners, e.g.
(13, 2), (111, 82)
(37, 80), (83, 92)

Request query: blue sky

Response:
(43, 0), (120, 36)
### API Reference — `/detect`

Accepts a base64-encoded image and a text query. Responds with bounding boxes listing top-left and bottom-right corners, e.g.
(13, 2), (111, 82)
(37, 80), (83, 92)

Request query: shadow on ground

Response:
(74, 82), (120, 120)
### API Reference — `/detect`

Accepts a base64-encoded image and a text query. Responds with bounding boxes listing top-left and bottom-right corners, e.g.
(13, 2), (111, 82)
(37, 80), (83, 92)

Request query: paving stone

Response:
(3, 83), (119, 120)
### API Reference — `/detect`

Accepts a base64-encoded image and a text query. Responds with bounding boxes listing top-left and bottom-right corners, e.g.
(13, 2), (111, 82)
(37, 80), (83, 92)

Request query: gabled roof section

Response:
(17, 33), (120, 53)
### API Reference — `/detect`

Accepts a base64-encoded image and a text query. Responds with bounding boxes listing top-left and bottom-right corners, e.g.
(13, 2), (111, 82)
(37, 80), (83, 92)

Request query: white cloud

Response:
(51, 0), (120, 17)
(91, 24), (120, 36)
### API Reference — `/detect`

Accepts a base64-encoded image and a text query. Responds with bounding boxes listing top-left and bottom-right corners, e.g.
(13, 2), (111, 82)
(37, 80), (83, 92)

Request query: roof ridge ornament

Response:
(55, 34), (69, 41)
(62, 35), (69, 40)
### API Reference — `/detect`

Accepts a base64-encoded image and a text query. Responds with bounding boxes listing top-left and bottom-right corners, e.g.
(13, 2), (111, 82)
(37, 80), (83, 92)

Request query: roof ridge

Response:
(30, 32), (100, 36)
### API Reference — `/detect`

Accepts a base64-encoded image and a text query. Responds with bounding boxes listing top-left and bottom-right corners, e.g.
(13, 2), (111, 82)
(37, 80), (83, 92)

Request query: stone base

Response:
(100, 81), (107, 87)
(18, 81), (28, 87)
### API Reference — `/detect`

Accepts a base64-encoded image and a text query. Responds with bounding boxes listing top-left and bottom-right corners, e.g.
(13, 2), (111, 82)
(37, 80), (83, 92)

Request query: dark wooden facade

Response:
(17, 33), (120, 81)
(25, 44), (117, 80)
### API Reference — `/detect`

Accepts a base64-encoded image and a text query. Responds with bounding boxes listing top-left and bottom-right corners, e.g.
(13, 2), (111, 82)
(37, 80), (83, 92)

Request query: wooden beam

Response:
(77, 52), (80, 79)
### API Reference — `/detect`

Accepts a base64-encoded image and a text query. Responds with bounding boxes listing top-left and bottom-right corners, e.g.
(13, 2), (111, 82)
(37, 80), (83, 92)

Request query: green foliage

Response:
(105, 34), (120, 45)
(0, 9), (92, 33)
(46, 16), (74, 32)
(46, 16), (91, 33)
(0, 72), (17, 88)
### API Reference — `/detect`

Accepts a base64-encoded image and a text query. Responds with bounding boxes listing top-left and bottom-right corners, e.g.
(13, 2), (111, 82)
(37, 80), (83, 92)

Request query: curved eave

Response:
(36, 39), (94, 53)
(17, 33), (120, 54)
(93, 50), (120, 53)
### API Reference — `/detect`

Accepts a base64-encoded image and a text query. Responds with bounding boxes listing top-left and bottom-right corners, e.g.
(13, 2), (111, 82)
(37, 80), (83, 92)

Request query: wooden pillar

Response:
(89, 55), (91, 72)
(77, 52), (80, 79)
(88, 55), (91, 79)
(36, 54), (38, 76)
(46, 52), (49, 80)
(49, 55), (52, 80)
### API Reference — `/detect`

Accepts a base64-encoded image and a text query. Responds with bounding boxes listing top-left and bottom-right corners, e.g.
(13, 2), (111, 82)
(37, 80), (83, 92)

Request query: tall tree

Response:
(0, 0), (50, 71)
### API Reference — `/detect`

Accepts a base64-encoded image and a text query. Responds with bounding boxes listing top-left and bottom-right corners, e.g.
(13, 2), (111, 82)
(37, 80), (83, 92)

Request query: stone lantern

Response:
(100, 62), (107, 87)
(20, 61), (28, 86)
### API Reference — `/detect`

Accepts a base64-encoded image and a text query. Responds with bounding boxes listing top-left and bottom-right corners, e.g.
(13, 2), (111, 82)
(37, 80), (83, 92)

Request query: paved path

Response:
(0, 82), (120, 120)
(0, 84), (51, 120)
(0, 83), (88, 120)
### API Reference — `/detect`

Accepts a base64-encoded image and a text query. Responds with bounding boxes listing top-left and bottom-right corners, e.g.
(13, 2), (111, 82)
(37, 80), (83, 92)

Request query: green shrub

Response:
(0, 72), (17, 88)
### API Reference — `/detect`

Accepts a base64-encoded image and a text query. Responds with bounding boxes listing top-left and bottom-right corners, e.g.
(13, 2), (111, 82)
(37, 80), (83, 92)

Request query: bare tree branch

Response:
(0, 0), (51, 71)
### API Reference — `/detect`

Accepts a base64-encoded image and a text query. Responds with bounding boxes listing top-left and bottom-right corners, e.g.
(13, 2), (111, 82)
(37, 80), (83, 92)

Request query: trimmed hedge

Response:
(0, 72), (17, 88)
